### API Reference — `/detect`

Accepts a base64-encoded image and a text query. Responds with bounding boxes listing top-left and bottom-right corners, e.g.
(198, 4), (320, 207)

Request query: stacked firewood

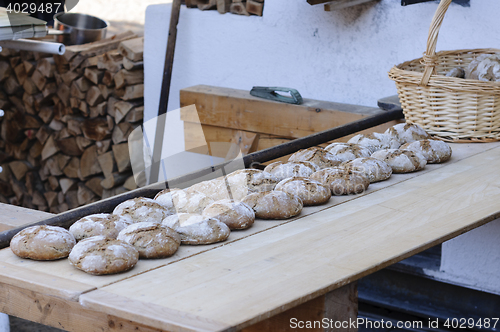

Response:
(0, 31), (144, 213)
(185, 0), (264, 16)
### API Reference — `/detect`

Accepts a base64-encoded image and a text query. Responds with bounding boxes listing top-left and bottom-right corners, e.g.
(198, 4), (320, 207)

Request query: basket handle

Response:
(420, 0), (453, 86)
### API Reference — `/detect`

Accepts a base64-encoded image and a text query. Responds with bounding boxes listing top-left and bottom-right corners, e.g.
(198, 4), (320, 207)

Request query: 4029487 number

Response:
(6, 2), (62, 14)
(444, 318), (499, 329)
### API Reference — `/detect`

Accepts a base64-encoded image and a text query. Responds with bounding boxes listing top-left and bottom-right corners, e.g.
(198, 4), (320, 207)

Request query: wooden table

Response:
(1, 142), (500, 332)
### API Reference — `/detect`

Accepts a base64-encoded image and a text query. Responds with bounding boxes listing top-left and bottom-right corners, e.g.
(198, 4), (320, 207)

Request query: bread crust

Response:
(10, 225), (76, 260)
(384, 123), (431, 145)
(68, 236), (139, 275)
(400, 139), (452, 164)
(371, 149), (427, 173)
(274, 177), (331, 206)
(310, 167), (369, 195)
(113, 197), (174, 223)
(324, 143), (372, 162)
(202, 199), (255, 230)
(241, 191), (303, 219)
(288, 147), (342, 169)
(264, 161), (319, 181)
(117, 222), (181, 259)
(162, 213), (231, 245)
(69, 213), (132, 241)
(342, 157), (392, 183)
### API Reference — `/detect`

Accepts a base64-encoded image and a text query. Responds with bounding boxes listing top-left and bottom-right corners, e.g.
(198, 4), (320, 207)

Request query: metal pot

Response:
(50, 12), (108, 46)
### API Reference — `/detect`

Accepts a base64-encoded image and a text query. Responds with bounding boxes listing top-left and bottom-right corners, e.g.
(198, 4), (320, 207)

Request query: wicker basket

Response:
(388, 0), (500, 142)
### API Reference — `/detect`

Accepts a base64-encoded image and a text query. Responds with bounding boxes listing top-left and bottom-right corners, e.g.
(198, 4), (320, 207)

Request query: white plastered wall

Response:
(144, 0), (500, 293)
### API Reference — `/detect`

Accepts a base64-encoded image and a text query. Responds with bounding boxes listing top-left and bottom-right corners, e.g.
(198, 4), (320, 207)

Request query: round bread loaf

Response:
(10, 225), (76, 260)
(241, 191), (303, 219)
(347, 132), (401, 153)
(263, 161), (319, 181)
(189, 177), (231, 201)
(117, 222), (181, 259)
(162, 213), (230, 245)
(224, 169), (279, 201)
(288, 147), (342, 169)
(274, 177), (331, 206)
(310, 167), (369, 195)
(113, 197), (173, 223)
(155, 188), (215, 214)
(384, 123), (430, 145)
(68, 236), (139, 275)
(371, 149), (427, 173)
(342, 157), (392, 183)
(202, 199), (255, 230)
(324, 143), (372, 162)
(400, 139), (452, 164)
(69, 213), (132, 241)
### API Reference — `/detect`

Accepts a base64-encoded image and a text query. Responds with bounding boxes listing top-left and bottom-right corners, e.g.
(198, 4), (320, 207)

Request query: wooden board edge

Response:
(80, 290), (231, 332)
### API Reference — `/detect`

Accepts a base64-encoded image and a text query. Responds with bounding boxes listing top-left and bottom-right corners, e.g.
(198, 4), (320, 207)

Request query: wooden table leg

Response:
(243, 282), (358, 332)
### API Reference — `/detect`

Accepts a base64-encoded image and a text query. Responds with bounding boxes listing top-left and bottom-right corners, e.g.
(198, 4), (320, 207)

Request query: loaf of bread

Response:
(117, 222), (181, 259)
(68, 236), (139, 275)
(69, 213), (132, 241)
(113, 197), (173, 223)
(202, 199), (255, 230)
(189, 177), (231, 201)
(384, 123), (430, 145)
(341, 157), (392, 183)
(241, 191), (303, 219)
(371, 149), (427, 173)
(263, 161), (319, 181)
(10, 225), (76, 260)
(324, 143), (372, 162)
(310, 167), (369, 195)
(347, 132), (400, 153)
(465, 53), (500, 81)
(274, 177), (331, 206)
(288, 147), (342, 169)
(224, 169), (279, 201)
(162, 213), (230, 245)
(154, 188), (215, 214)
(400, 139), (452, 164)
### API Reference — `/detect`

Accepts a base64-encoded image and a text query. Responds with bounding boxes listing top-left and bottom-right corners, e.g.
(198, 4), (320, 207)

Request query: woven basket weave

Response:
(388, 0), (500, 142)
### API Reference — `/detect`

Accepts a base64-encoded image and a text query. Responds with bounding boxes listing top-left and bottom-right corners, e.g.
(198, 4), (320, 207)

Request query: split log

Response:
(45, 156), (63, 176)
(14, 63), (27, 85)
(96, 139), (112, 155)
(23, 60), (36, 76)
(112, 122), (133, 145)
(90, 101), (107, 118)
(102, 70), (115, 87)
(44, 191), (58, 207)
(114, 99), (143, 123)
(77, 183), (95, 205)
(8, 161), (30, 181)
(36, 126), (51, 145)
(97, 151), (116, 178)
(114, 69), (144, 89)
(118, 37), (144, 62)
(85, 176), (104, 197)
(230, 2), (250, 15)
(71, 81), (87, 99)
(76, 136), (93, 151)
(101, 172), (128, 190)
(82, 55), (99, 68)
(0, 61), (12, 83)
(125, 106), (144, 123)
(84, 67), (103, 85)
(37, 57), (55, 78)
(57, 137), (83, 156)
(217, 0), (231, 13)
(57, 83), (71, 106)
(198, 0), (217, 10)
(123, 176), (138, 191)
(32, 190), (47, 206)
(59, 178), (77, 194)
(67, 118), (83, 136)
(63, 157), (80, 178)
(86, 86), (104, 106)
(123, 58), (143, 71)
(98, 84), (111, 99)
(31, 70), (47, 91)
(97, 52), (122, 73)
(48, 175), (60, 191)
(116, 84), (144, 100)
(41, 135), (59, 160)
(80, 145), (102, 178)
(82, 118), (111, 141)
(74, 76), (92, 92)
(246, 0), (263, 16)
(29, 140), (43, 159)
(42, 82), (57, 98)
(4, 75), (21, 95)
(112, 143), (131, 173)
(23, 78), (39, 95)
(56, 154), (71, 171)
(65, 190), (79, 209)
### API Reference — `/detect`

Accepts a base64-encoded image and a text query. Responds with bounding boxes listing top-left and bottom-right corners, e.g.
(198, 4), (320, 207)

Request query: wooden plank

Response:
(179, 85), (397, 139)
(324, 0), (378, 11)
(118, 37), (144, 62)
(0, 204), (51, 230)
(78, 145), (500, 331)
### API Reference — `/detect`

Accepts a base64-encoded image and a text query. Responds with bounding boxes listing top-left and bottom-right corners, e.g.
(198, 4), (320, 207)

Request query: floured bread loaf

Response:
(202, 199), (255, 230)
(400, 139), (452, 164)
(69, 213), (132, 241)
(224, 169), (279, 201)
(241, 191), (303, 219)
(324, 143), (372, 162)
(263, 161), (319, 181)
(384, 123), (430, 145)
(69, 236), (139, 275)
(113, 197), (173, 223)
(11, 225), (76, 260)
(310, 167), (369, 195)
(342, 157), (392, 183)
(162, 213), (230, 245)
(155, 188), (215, 214)
(189, 177), (231, 201)
(288, 147), (342, 169)
(371, 149), (427, 173)
(465, 53), (500, 81)
(347, 132), (400, 153)
(275, 177), (331, 206)
(117, 222), (181, 259)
